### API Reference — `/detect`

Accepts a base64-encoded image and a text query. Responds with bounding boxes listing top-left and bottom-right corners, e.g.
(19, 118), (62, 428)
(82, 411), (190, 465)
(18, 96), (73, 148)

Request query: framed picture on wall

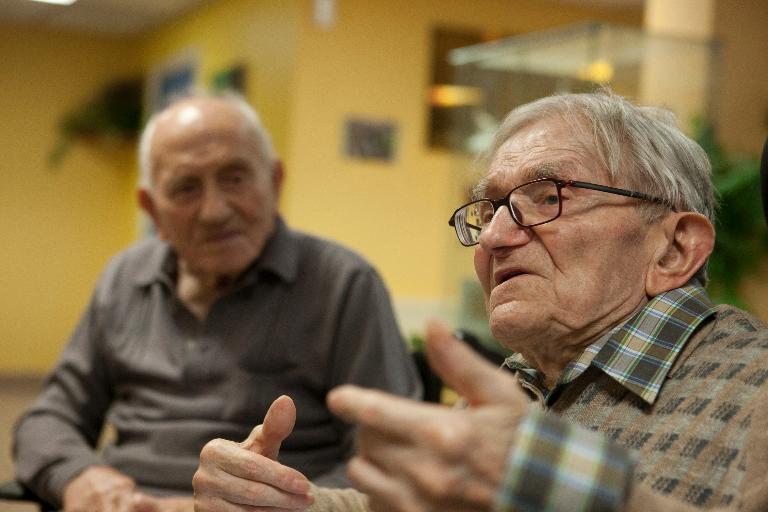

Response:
(146, 48), (200, 114)
(211, 63), (247, 94)
(343, 117), (398, 162)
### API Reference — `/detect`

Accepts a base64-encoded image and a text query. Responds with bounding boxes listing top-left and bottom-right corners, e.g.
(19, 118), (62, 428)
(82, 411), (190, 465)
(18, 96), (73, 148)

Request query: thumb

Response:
(425, 320), (524, 407)
(241, 395), (296, 460)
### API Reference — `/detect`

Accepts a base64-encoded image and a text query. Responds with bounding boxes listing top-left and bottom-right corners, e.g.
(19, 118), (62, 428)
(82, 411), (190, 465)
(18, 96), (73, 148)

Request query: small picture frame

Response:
(146, 48), (200, 114)
(211, 64), (247, 94)
(344, 117), (397, 162)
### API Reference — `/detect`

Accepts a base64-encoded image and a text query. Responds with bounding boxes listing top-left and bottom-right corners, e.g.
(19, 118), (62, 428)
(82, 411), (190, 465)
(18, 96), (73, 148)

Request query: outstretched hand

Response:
(193, 395), (314, 511)
(327, 320), (529, 512)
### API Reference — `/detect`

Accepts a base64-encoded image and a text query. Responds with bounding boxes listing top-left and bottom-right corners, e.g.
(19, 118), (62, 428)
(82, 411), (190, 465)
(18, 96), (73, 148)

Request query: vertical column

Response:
(640, 0), (716, 134)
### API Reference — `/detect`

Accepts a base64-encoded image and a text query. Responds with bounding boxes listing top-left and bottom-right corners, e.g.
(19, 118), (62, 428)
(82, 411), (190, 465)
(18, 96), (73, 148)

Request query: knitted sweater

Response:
(551, 305), (768, 509)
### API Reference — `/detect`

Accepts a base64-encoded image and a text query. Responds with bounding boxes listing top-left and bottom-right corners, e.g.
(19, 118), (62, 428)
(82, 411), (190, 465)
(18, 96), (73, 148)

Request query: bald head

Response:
(139, 94), (278, 192)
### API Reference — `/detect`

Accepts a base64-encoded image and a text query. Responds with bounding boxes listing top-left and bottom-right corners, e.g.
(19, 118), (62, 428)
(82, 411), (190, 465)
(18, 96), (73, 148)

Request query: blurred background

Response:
(1, 0), (767, 504)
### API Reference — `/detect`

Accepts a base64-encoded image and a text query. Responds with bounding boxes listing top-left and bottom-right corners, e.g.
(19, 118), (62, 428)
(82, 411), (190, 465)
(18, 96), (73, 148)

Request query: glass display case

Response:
(435, 22), (720, 155)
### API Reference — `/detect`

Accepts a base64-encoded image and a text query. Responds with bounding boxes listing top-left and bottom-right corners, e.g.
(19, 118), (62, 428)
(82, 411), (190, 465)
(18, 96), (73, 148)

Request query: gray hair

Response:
(138, 92), (278, 190)
(478, 89), (717, 283)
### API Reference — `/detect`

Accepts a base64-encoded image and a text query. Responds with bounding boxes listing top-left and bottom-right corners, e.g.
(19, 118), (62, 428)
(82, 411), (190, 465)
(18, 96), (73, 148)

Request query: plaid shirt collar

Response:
(505, 282), (716, 406)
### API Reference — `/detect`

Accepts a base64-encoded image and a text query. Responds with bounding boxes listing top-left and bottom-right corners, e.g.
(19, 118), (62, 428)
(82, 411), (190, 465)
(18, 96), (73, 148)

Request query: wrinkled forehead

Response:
(475, 118), (608, 198)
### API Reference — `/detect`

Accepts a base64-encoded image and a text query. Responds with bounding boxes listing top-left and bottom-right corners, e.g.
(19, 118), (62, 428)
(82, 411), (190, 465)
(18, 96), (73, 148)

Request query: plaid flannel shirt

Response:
(494, 283), (716, 512)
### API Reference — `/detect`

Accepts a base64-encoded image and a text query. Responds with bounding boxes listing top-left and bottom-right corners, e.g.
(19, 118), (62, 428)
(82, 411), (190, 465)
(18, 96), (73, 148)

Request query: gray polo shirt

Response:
(14, 218), (421, 507)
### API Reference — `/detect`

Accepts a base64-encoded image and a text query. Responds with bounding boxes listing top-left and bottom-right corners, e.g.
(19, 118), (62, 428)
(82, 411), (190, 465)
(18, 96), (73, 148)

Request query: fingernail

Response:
(290, 477), (310, 494)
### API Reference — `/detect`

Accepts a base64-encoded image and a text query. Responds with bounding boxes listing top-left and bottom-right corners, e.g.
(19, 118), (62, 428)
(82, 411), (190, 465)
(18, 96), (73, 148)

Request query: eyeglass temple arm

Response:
(448, 216), (482, 232)
(567, 180), (676, 210)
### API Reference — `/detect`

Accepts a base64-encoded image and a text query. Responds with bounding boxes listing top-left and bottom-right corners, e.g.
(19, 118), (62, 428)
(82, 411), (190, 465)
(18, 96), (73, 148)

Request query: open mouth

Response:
(494, 269), (527, 286)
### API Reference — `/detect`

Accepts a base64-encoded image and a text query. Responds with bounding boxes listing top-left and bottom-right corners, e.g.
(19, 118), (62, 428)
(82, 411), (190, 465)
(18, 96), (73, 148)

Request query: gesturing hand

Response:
(192, 395), (314, 511)
(327, 320), (529, 512)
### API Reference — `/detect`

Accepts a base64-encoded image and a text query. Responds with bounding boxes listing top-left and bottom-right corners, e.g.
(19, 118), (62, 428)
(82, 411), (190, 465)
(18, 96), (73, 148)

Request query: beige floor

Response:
(0, 375), (45, 512)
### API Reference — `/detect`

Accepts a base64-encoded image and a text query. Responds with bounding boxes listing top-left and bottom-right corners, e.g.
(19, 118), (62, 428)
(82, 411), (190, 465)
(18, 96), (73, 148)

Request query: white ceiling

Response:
(0, 0), (643, 37)
(0, 0), (213, 36)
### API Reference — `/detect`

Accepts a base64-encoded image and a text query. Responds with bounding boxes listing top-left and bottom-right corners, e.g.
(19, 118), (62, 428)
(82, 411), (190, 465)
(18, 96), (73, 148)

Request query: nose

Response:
(477, 205), (531, 251)
(199, 186), (232, 224)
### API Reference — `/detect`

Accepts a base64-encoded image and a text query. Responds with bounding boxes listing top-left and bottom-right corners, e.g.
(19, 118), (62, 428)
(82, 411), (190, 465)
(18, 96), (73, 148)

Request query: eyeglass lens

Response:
(453, 179), (561, 245)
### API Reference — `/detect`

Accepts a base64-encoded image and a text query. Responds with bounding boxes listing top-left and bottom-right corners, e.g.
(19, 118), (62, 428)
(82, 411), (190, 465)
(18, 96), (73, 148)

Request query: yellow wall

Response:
(138, 0), (302, 159)
(1, 0), (765, 373)
(5, 0), (765, 373)
(284, 0), (641, 332)
(715, 0), (768, 156)
(714, 0), (768, 319)
(285, 0), (642, 283)
(0, 24), (139, 373)
(0, 0), (643, 372)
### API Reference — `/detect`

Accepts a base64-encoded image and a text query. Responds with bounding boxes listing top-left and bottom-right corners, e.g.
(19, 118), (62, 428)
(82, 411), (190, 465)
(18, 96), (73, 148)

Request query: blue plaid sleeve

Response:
(494, 408), (635, 512)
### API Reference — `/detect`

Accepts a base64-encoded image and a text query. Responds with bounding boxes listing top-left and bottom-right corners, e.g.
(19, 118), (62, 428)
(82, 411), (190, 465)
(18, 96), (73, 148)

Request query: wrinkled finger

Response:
(355, 429), (494, 511)
(405, 460), (497, 511)
(196, 464), (313, 510)
(202, 439), (309, 494)
(347, 457), (419, 512)
(354, 427), (423, 472)
(260, 395), (296, 460)
(328, 385), (448, 440)
(196, 444), (311, 507)
(240, 424), (265, 451)
(425, 320), (524, 407)
(196, 493), (311, 512)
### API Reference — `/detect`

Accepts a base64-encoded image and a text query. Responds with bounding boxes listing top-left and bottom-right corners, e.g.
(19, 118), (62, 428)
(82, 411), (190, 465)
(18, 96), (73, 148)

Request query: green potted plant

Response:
(693, 119), (768, 307)
(49, 78), (143, 167)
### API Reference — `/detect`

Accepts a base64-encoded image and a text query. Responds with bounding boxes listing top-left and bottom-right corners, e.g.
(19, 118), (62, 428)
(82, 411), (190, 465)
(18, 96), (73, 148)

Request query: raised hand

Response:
(192, 395), (314, 511)
(327, 320), (529, 512)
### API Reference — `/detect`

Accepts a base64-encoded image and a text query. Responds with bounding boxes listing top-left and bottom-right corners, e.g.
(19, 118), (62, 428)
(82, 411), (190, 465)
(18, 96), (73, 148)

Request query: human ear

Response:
(137, 188), (164, 238)
(271, 161), (284, 197)
(645, 212), (715, 296)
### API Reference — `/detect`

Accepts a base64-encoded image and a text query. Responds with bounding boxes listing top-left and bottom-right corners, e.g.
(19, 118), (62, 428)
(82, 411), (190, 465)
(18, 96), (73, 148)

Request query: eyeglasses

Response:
(448, 178), (676, 247)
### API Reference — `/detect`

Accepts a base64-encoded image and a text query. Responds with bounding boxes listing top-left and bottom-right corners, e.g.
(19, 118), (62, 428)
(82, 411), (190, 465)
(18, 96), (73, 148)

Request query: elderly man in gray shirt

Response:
(13, 93), (421, 512)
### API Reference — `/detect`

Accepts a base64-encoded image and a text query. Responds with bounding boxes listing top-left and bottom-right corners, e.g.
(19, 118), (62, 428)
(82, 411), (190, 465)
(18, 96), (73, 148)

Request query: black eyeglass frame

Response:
(448, 178), (677, 247)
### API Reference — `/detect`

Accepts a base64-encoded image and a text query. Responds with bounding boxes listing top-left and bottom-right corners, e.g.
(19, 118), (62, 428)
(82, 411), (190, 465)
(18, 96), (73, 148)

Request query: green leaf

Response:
(695, 119), (768, 308)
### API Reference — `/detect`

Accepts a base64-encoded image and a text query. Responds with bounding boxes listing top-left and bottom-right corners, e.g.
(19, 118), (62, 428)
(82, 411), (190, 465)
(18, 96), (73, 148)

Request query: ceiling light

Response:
(429, 85), (484, 107)
(578, 59), (615, 85)
(27, 0), (79, 5)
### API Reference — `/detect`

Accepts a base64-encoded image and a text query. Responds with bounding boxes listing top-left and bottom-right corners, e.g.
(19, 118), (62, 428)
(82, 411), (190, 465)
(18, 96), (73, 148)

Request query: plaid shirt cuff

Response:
(494, 408), (634, 512)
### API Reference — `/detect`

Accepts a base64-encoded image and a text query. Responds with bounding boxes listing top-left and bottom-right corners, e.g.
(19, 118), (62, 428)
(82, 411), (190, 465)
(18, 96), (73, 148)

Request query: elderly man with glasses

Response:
(192, 90), (768, 512)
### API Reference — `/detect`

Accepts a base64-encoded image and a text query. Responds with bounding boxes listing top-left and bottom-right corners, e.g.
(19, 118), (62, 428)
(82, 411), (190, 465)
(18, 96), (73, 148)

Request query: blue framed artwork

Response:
(146, 48), (199, 114)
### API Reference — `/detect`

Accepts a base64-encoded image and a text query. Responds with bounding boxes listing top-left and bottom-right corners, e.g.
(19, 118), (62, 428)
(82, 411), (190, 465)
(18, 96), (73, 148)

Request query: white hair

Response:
(478, 89), (717, 283)
(138, 92), (278, 190)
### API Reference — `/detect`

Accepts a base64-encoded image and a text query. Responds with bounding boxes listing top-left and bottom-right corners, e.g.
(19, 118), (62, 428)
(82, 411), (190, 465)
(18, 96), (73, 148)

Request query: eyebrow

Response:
(219, 157), (253, 172)
(527, 162), (571, 180)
